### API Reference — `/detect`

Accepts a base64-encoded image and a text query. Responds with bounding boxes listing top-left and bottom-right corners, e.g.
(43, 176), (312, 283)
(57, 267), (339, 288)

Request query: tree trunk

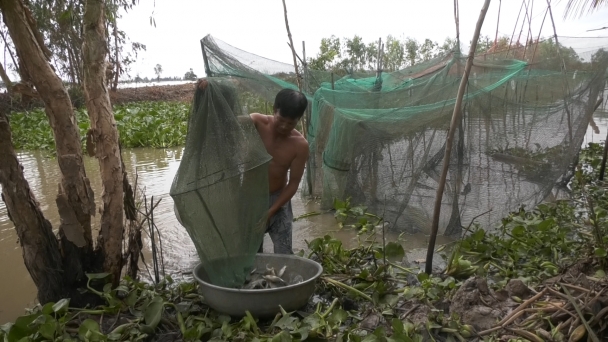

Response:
(83, 0), (125, 285)
(0, 62), (12, 93)
(0, 0), (97, 298)
(112, 18), (120, 91)
(0, 112), (66, 304)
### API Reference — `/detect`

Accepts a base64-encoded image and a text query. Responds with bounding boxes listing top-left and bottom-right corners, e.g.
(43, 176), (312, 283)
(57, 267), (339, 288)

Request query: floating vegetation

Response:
(8, 101), (190, 153)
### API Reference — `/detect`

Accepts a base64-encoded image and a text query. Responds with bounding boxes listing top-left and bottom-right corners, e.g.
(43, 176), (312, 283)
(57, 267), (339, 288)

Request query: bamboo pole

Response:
(546, 0), (573, 143)
(425, 0), (492, 275)
(494, 0), (501, 45)
(282, 0), (302, 91)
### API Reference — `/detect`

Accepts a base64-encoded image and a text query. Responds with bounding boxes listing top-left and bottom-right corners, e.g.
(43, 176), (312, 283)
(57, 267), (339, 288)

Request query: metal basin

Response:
(193, 253), (323, 318)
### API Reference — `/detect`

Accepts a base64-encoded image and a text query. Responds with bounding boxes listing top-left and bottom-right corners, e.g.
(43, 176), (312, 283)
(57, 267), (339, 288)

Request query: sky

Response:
(115, 0), (608, 80)
(4, 0), (608, 81)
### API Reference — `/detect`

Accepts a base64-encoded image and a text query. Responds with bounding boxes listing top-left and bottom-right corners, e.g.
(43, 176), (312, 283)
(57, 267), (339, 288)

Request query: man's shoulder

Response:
(250, 113), (270, 125)
(290, 130), (309, 154)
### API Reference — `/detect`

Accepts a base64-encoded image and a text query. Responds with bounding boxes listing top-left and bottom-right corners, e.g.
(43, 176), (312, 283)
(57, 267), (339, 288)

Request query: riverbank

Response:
(1, 143), (607, 341)
(0, 83), (196, 114)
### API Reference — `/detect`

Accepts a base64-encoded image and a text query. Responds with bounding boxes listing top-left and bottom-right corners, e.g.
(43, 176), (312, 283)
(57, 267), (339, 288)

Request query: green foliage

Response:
(332, 197), (383, 235)
(308, 35), (446, 73)
(25, 0), (145, 87)
(184, 68), (198, 81)
(239, 92), (274, 115)
(9, 101), (190, 152)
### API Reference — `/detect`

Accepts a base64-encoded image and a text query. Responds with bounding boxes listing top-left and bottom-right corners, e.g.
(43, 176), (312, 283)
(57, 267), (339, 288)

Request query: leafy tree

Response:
(438, 37), (459, 56)
(184, 68), (197, 81)
(20, 0), (145, 90)
(419, 38), (438, 62)
(382, 35), (405, 71)
(0, 0), (140, 306)
(563, 0), (608, 18)
(404, 37), (420, 67)
(308, 35), (342, 71)
(344, 35), (366, 72)
(154, 63), (162, 81)
(474, 35), (493, 54)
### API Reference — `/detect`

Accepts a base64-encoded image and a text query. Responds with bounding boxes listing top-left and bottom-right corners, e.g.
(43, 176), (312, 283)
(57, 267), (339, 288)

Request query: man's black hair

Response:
(273, 88), (307, 119)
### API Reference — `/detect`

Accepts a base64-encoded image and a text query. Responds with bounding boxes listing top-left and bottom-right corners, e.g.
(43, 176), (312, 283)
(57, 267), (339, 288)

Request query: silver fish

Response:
(277, 265), (287, 278)
(263, 275), (287, 285)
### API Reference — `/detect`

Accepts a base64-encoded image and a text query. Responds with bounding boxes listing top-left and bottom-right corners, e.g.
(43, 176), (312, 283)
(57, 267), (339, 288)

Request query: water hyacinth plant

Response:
(8, 101), (190, 153)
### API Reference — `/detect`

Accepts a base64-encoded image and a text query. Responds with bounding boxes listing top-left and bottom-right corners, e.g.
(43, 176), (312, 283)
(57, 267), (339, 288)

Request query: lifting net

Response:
(170, 78), (270, 287)
(197, 34), (607, 241)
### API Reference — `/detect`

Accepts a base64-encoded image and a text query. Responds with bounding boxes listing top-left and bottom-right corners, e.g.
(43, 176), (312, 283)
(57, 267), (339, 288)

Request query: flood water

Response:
(0, 147), (453, 323)
(1, 105), (607, 323)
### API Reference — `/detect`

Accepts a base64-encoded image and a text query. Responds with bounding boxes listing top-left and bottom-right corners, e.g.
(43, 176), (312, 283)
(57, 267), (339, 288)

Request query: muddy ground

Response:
(0, 83), (196, 113)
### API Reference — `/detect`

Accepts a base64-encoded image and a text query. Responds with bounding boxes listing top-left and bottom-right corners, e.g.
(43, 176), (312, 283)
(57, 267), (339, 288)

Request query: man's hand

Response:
(196, 78), (208, 91)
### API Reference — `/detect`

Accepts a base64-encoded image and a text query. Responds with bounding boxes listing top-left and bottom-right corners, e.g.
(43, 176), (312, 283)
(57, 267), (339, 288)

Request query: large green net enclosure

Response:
(199, 34), (607, 238)
(170, 79), (270, 287)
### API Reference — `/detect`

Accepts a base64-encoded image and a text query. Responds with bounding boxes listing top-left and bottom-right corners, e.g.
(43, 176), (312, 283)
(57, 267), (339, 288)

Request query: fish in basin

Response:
(241, 264), (304, 290)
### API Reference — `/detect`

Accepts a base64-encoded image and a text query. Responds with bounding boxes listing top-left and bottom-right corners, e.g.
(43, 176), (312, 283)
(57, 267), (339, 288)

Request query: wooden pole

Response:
(425, 0), (492, 275)
(302, 41), (307, 94)
(546, 0), (573, 143)
(454, 0), (460, 42)
(494, 0), (501, 45)
(375, 38), (382, 78)
(282, 0), (302, 91)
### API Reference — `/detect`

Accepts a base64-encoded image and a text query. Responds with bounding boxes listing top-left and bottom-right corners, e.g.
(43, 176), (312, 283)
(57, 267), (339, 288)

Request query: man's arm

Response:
(268, 140), (309, 218)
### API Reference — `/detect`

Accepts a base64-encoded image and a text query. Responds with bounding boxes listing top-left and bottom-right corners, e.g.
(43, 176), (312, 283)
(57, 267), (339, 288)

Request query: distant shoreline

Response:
(0, 82), (197, 114)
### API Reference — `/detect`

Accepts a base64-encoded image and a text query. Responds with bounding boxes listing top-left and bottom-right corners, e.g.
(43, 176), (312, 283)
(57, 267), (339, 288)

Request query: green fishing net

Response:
(199, 34), (607, 236)
(170, 78), (270, 288)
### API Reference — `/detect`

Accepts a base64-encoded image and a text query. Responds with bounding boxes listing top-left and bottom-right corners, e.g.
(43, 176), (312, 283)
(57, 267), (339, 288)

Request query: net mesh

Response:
(170, 78), (270, 287)
(195, 34), (607, 258)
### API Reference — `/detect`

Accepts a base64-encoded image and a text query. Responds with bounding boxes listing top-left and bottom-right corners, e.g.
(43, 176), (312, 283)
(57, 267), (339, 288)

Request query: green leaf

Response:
(537, 218), (554, 231)
(303, 314), (322, 330)
(512, 225), (526, 237)
(39, 320), (57, 340)
(41, 302), (55, 315)
(144, 296), (164, 329)
(362, 334), (379, 342)
(296, 326), (310, 340)
(328, 308), (348, 324)
(391, 318), (404, 335)
(125, 289), (139, 307)
(8, 313), (40, 341)
(274, 315), (298, 330)
(86, 273), (111, 280)
(384, 242), (405, 262)
(594, 248), (607, 258)
(471, 229), (485, 241)
(272, 330), (292, 342)
(78, 319), (101, 341)
(52, 298), (70, 314)
(416, 272), (429, 282)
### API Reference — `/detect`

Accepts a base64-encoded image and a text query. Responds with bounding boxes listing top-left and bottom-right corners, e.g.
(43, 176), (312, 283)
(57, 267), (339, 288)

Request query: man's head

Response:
(273, 88), (307, 135)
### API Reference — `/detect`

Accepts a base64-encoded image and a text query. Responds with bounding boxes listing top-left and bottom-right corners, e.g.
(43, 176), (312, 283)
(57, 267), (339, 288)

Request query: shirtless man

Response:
(197, 79), (309, 254)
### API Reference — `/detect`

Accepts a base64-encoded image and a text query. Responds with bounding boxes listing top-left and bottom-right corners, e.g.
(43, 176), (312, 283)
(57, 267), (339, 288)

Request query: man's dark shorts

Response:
(258, 190), (293, 254)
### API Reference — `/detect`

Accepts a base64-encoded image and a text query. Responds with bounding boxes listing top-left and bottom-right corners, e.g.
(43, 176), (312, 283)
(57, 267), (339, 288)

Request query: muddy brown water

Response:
(0, 147), (453, 323)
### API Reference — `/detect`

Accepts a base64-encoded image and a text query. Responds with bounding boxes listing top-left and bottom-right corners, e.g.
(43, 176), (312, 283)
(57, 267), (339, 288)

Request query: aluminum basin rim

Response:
(193, 254), (323, 294)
